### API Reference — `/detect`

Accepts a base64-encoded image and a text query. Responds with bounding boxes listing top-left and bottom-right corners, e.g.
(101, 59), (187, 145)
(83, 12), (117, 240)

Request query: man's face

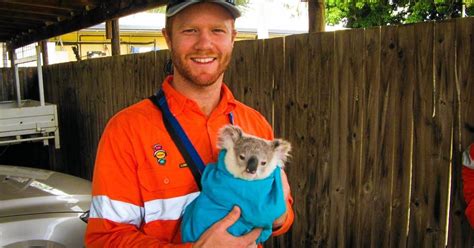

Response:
(163, 3), (237, 87)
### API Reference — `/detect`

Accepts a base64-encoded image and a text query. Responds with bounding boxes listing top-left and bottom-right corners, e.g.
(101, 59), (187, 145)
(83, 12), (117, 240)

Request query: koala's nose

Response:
(246, 156), (258, 174)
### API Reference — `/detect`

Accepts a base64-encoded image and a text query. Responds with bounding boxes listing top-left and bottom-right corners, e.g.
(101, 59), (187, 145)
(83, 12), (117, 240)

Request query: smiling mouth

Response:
(192, 57), (216, 64)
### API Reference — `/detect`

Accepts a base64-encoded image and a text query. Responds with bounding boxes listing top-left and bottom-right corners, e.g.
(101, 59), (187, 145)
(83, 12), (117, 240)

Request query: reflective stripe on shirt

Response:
(144, 192), (200, 223)
(90, 195), (144, 227)
(90, 192), (200, 226)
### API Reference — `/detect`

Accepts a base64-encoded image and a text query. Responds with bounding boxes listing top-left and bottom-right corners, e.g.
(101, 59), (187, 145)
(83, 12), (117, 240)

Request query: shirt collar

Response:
(161, 75), (237, 117)
(214, 80), (237, 116)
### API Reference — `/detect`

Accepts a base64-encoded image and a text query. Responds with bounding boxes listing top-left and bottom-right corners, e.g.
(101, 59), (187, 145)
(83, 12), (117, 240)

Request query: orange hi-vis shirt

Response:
(85, 76), (294, 247)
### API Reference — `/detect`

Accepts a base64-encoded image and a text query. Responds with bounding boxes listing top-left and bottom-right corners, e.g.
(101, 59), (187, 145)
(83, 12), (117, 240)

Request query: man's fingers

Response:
(280, 169), (290, 200)
(241, 228), (262, 245)
(217, 206), (241, 229)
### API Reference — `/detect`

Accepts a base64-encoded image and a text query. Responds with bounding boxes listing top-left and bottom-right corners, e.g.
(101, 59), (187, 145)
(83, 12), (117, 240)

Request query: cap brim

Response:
(166, 1), (241, 18)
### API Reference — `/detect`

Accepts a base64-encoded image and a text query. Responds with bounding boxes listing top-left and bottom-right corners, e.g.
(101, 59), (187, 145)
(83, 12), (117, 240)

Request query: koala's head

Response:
(217, 125), (291, 180)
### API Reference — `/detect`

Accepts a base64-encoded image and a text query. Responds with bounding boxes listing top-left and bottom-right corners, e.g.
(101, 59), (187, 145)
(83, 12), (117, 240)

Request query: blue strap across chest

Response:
(150, 89), (235, 190)
(155, 89), (206, 174)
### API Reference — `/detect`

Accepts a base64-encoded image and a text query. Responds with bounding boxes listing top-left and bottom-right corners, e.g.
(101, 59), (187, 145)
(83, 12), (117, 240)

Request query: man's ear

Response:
(162, 28), (172, 50)
(217, 125), (242, 150)
(231, 29), (237, 47)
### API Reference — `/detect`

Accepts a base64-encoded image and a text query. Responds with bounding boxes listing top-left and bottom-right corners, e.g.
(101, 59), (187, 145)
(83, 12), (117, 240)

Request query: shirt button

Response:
(163, 178), (170, 184)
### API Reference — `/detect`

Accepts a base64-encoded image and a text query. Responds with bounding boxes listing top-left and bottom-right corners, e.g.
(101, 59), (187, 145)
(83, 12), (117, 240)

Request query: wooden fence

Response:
(1, 17), (473, 247)
(0, 67), (38, 101)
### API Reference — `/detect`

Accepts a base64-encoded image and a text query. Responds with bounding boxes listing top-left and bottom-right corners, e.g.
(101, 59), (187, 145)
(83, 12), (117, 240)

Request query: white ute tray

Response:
(0, 99), (60, 148)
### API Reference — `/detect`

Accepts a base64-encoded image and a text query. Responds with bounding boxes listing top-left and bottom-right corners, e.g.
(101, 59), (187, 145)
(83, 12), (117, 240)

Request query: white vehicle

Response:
(0, 165), (91, 248)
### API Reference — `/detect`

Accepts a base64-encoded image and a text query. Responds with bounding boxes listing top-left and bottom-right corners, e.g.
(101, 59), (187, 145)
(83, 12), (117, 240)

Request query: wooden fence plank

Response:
(57, 61), (79, 174)
(263, 37), (287, 248)
(333, 28), (366, 248)
(155, 50), (170, 89)
(410, 20), (454, 247)
(83, 58), (101, 179)
(272, 37), (286, 142)
(327, 29), (343, 248)
(224, 38), (272, 121)
(70, 59), (87, 177)
(0, 67), (37, 101)
(326, 28), (364, 248)
(408, 21), (434, 247)
(449, 16), (474, 248)
(1, 68), (12, 100)
(225, 39), (258, 105)
(389, 23), (415, 248)
(118, 55), (132, 109)
(377, 24), (399, 247)
(0, 68), (10, 99)
(258, 37), (284, 127)
(359, 26), (383, 248)
(136, 51), (157, 100)
(277, 33), (311, 248)
(309, 31), (335, 247)
(250, 39), (272, 121)
(429, 19), (455, 247)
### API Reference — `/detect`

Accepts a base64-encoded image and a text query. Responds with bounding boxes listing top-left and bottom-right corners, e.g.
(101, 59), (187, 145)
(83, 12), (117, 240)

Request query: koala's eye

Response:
(261, 161), (267, 166)
(239, 154), (245, 160)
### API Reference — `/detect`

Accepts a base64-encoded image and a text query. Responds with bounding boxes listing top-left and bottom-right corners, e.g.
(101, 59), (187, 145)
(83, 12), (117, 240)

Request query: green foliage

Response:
(326, 0), (473, 28)
(468, 5), (474, 15)
(235, 0), (251, 13)
(235, 0), (250, 7)
(147, 6), (166, 14)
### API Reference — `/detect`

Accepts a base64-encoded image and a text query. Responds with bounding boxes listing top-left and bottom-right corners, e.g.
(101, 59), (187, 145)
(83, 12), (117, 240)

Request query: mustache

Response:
(187, 53), (219, 57)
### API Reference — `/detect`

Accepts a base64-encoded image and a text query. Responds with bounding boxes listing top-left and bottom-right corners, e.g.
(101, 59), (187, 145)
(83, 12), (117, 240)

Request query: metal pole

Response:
(111, 19), (121, 56)
(10, 50), (22, 107)
(40, 40), (49, 65)
(36, 45), (45, 106)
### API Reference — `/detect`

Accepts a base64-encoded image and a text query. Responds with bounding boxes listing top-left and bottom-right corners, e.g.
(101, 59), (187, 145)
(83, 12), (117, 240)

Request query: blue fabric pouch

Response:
(181, 149), (286, 244)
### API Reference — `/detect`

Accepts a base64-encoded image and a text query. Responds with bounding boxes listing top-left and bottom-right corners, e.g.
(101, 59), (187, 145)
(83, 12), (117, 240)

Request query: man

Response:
(85, 1), (294, 247)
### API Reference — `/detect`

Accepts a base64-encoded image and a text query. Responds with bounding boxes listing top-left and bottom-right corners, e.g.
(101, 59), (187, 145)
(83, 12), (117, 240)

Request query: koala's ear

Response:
(272, 139), (291, 162)
(217, 125), (243, 150)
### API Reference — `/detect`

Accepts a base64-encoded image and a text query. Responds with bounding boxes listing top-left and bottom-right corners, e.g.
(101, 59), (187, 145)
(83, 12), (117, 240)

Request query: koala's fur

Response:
(217, 125), (291, 180)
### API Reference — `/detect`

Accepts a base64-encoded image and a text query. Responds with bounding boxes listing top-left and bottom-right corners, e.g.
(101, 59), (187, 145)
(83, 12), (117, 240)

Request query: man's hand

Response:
(193, 206), (261, 248)
(273, 170), (290, 228)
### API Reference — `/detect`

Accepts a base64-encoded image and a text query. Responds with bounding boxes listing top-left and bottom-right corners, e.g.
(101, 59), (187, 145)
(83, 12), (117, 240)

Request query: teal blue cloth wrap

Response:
(181, 149), (286, 244)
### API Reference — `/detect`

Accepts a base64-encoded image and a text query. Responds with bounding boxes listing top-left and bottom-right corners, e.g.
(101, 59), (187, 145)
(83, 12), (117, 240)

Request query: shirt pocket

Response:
(137, 165), (198, 199)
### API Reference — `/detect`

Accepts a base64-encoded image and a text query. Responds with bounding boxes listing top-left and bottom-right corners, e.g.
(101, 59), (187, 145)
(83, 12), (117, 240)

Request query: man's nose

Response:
(194, 31), (213, 50)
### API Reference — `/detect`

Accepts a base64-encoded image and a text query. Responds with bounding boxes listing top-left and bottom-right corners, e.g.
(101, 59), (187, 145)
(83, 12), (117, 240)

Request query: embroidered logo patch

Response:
(152, 144), (167, 165)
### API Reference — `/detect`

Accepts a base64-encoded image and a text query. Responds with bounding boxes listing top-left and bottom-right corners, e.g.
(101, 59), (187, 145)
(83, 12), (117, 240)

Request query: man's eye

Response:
(183, 29), (196, 33)
(213, 29), (225, 33)
(239, 155), (245, 160)
(261, 161), (267, 166)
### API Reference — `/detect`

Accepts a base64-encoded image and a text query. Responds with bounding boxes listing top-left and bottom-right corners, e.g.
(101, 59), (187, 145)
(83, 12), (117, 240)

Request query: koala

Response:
(217, 125), (291, 180)
(181, 124), (292, 244)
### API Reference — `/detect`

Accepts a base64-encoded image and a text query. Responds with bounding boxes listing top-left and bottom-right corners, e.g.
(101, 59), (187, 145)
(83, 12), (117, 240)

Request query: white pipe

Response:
(36, 45), (45, 106)
(0, 135), (55, 145)
(13, 52), (21, 107)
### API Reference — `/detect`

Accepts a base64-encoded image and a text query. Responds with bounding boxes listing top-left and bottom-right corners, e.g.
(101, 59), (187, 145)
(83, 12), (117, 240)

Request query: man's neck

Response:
(170, 75), (222, 117)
